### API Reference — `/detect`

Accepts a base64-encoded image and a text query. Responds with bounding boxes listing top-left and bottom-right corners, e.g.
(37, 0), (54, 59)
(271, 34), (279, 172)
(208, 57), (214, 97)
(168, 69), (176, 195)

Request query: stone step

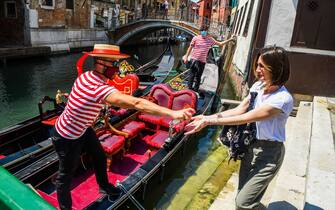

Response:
(304, 97), (335, 210)
(209, 111), (300, 210)
(267, 101), (313, 210)
(209, 172), (238, 210)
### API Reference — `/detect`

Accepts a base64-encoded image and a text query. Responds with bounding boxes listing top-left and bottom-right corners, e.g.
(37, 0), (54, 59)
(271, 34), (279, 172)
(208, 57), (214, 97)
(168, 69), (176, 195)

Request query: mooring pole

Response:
(212, 39), (237, 113)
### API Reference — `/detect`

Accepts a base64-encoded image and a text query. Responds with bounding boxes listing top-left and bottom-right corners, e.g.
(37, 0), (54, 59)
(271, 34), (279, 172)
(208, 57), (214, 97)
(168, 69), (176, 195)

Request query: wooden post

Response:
(212, 38), (237, 113)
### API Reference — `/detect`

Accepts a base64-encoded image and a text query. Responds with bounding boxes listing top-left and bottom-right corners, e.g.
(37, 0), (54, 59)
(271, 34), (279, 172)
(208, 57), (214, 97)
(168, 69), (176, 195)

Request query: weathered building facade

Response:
(0, 0), (116, 52)
(28, 0), (90, 28)
(0, 0), (29, 46)
(229, 0), (335, 97)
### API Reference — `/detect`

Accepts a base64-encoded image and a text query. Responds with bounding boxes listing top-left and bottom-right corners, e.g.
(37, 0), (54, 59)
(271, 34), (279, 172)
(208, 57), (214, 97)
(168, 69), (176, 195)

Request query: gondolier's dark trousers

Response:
(51, 127), (110, 210)
(187, 59), (206, 92)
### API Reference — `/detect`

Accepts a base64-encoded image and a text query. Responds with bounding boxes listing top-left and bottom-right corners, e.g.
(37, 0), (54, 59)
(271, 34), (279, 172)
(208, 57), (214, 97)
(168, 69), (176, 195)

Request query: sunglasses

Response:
(256, 62), (271, 72)
(96, 59), (119, 67)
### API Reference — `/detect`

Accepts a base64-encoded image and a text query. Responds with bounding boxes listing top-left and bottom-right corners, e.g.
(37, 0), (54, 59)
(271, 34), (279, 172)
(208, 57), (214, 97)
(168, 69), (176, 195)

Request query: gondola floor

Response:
(39, 139), (158, 209)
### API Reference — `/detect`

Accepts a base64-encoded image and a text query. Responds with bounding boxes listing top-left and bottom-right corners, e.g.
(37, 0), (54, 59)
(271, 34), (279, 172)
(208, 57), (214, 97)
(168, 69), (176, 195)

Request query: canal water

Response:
(0, 43), (236, 209)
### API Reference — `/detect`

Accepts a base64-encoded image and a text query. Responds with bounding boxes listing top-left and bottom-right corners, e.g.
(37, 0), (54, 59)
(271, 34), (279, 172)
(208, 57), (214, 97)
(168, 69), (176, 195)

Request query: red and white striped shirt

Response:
(190, 35), (216, 63)
(55, 71), (117, 139)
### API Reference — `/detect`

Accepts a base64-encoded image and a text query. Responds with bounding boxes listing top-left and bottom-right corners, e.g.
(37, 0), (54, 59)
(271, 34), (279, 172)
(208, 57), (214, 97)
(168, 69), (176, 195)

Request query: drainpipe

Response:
(22, 0), (31, 46)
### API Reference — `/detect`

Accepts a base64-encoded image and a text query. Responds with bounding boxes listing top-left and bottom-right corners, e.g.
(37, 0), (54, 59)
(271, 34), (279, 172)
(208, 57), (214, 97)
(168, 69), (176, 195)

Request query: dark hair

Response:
(199, 25), (208, 31)
(253, 45), (290, 86)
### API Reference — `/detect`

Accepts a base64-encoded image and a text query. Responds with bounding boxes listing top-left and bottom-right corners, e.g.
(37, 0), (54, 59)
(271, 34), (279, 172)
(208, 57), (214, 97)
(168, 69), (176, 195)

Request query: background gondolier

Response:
(52, 44), (195, 210)
(183, 25), (235, 93)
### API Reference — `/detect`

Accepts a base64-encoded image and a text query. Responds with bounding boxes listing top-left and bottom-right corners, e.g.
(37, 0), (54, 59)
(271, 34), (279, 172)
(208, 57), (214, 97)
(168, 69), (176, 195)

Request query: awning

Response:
(190, 0), (201, 3)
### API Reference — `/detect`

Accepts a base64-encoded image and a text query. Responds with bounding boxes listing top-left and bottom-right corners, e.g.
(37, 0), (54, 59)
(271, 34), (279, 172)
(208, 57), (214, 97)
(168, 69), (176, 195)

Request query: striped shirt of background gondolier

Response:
(189, 35), (216, 63)
(55, 71), (117, 139)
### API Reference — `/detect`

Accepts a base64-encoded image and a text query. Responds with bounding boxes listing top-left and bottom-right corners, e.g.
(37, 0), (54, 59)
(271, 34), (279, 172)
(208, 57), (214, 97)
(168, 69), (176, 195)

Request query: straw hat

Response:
(84, 44), (130, 60)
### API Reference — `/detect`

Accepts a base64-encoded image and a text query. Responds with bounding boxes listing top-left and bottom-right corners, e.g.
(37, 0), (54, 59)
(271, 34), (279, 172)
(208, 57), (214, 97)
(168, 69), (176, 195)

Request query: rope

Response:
(116, 181), (146, 210)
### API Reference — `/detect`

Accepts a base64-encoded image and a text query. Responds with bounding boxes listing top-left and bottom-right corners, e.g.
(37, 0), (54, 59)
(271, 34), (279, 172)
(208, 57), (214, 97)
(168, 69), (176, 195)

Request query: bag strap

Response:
(246, 91), (258, 139)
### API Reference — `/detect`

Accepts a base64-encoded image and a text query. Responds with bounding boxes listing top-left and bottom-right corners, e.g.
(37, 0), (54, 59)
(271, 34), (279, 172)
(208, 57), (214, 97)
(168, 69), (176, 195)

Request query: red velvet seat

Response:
(139, 84), (197, 131)
(41, 115), (59, 126)
(100, 135), (126, 154)
(138, 114), (162, 126)
(99, 134), (126, 171)
(143, 130), (169, 149)
(120, 121), (145, 138)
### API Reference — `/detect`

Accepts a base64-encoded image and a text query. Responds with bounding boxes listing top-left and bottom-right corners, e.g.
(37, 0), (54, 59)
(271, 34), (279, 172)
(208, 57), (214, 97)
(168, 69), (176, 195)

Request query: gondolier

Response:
(52, 44), (195, 210)
(183, 25), (235, 93)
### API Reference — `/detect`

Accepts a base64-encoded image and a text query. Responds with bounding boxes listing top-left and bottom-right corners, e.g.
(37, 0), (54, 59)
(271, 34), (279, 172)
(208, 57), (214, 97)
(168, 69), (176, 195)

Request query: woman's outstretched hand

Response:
(184, 115), (208, 135)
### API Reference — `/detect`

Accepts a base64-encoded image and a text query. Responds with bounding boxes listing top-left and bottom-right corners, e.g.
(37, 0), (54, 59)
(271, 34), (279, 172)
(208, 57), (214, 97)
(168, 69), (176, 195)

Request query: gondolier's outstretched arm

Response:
(105, 91), (195, 121)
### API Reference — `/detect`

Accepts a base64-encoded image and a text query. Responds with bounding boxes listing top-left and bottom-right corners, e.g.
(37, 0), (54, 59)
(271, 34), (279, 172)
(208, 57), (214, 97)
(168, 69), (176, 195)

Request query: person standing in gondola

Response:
(183, 25), (235, 93)
(51, 44), (195, 210)
(184, 46), (293, 210)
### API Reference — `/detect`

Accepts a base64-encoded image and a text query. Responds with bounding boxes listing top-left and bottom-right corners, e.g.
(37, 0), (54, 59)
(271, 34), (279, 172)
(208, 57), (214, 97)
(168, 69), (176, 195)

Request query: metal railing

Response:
(95, 7), (228, 40)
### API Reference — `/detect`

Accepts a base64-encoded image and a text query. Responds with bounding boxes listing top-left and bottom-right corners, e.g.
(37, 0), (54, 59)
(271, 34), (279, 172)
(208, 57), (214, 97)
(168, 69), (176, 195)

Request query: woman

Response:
(185, 45), (293, 210)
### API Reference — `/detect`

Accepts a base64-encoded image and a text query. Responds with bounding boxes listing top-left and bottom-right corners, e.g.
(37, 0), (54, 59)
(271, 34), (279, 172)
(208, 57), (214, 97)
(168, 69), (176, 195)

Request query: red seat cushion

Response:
(121, 121), (145, 138)
(100, 135), (125, 155)
(143, 130), (169, 149)
(160, 116), (173, 128)
(138, 114), (162, 125)
(41, 115), (59, 126)
(139, 84), (197, 130)
(159, 117), (187, 132)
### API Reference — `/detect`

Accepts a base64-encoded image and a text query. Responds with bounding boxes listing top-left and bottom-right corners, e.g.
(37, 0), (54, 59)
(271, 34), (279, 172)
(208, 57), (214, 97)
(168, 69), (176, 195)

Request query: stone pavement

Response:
(209, 96), (335, 210)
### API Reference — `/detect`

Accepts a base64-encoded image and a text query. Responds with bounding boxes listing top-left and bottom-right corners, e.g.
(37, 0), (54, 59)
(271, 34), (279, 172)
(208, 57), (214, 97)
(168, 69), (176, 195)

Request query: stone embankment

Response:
(0, 46), (51, 65)
(210, 96), (335, 210)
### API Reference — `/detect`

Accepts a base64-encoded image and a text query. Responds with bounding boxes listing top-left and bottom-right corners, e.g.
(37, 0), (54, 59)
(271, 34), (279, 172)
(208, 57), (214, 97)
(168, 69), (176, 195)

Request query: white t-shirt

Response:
(164, 1), (169, 9)
(249, 81), (293, 142)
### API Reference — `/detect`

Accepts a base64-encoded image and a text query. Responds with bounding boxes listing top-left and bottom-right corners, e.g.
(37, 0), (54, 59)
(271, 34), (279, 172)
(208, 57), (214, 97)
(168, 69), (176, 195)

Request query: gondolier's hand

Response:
(171, 108), (195, 121)
(182, 55), (188, 64)
(184, 116), (208, 135)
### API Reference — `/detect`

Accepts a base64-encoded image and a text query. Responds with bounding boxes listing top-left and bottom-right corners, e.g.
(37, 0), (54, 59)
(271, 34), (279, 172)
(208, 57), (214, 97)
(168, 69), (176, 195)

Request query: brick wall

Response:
(32, 0), (90, 28)
(228, 65), (250, 99)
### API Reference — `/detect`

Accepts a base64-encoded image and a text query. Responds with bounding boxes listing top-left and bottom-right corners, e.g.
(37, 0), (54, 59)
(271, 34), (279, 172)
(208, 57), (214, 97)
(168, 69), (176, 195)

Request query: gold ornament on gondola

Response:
(119, 60), (135, 77)
(168, 76), (188, 90)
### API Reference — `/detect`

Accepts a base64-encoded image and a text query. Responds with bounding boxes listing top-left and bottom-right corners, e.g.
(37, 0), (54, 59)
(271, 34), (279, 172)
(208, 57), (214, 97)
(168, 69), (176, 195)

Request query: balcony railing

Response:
(95, 7), (228, 40)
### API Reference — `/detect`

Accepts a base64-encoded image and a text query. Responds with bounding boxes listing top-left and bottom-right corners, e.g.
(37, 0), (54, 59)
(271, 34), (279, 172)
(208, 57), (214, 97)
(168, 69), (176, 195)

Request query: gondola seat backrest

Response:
(139, 84), (197, 129)
(107, 74), (139, 95)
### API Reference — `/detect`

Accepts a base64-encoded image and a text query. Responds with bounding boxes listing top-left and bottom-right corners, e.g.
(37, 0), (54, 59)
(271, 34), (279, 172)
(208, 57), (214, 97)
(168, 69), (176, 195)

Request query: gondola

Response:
(0, 46), (220, 210)
(0, 44), (174, 174)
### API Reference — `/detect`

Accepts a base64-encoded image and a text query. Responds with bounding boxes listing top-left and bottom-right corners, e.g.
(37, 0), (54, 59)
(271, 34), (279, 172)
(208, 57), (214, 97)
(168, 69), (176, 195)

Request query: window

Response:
(66, 0), (74, 9)
(291, 0), (335, 51)
(243, 0), (254, 37)
(238, 1), (248, 35)
(40, 0), (54, 9)
(234, 7), (243, 34)
(231, 10), (240, 34)
(5, 1), (16, 18)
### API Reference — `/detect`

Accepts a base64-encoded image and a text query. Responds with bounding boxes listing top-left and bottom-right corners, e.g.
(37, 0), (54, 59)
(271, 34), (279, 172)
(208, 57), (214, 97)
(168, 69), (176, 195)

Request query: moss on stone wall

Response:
(184, 148), (239, 210)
